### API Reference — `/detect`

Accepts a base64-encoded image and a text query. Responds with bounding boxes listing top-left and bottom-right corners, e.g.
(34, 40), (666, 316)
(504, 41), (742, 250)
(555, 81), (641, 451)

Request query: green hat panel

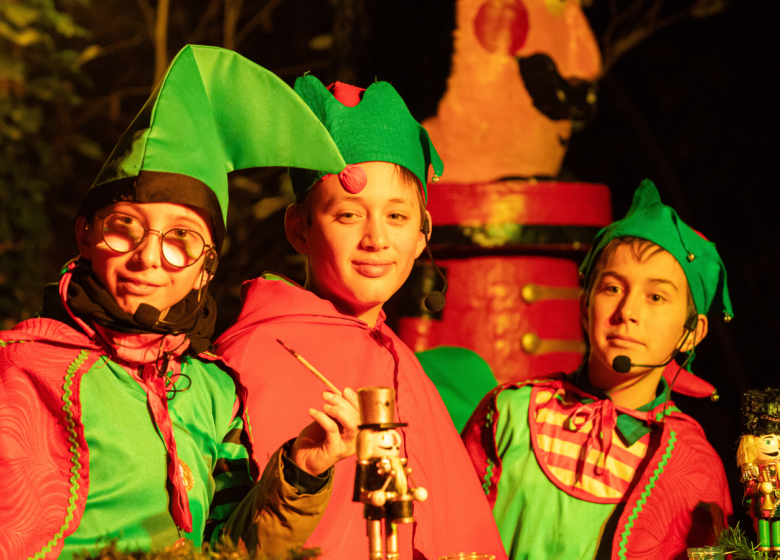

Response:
(579, 179), (733, 322)
(81, 45), (346, 250)
(289, 75), (444, 202)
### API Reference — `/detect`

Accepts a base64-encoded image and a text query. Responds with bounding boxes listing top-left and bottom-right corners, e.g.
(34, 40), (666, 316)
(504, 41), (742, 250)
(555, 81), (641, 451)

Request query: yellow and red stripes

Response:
(530, 386), (649, 503)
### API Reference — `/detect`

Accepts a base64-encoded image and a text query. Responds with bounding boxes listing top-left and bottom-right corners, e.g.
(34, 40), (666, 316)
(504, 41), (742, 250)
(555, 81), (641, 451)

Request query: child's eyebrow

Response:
(387, 197), (414, 205)
(324, 195), (364, 207)
(648, 278), (679, 291)
(170, 216), (206, 229)
(599, 270), (626, 282)
(323, 196), (415, 209)
(599, 271), (679, 291)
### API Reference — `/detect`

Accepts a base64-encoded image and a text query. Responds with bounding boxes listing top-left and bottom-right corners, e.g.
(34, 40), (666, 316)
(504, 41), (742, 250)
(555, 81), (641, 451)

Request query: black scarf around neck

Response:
(41, 261), (216, 354)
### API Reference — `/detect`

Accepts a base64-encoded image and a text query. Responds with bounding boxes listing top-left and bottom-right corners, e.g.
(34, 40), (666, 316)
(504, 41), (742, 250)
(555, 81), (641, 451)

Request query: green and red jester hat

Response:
(288, 75), (444, 204)
(78, 45), (347, 254)
(579, 179), (733, 397)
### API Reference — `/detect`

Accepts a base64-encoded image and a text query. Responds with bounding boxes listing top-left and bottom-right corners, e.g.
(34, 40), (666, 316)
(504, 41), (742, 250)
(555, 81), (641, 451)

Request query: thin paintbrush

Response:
(277, 339), (341, 395)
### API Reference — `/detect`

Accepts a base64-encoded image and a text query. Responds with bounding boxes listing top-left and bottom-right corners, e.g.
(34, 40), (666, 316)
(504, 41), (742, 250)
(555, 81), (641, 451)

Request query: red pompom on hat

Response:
(327, 81), (364, 107)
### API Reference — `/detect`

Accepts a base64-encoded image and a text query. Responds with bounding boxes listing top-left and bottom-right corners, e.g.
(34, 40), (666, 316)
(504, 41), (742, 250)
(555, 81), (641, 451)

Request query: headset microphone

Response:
(132, 249), (219, 334)
(421, 215), (447, 312)
(611, 314), (698, 374)
(612, 353), (677, 374)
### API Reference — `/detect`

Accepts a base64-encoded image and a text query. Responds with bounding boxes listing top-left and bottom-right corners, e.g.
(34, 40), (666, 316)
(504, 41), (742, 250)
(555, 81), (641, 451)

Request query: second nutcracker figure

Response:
(353, 387), (427, 560)
(739, 388), (780, 554)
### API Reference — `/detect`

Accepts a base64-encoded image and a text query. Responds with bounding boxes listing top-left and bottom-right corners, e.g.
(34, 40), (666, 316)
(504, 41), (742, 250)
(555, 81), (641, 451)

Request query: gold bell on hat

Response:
(357, 387), (407, 429)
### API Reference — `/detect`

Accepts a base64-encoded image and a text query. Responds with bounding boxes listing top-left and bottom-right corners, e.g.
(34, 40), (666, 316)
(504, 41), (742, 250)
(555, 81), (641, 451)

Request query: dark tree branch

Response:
(187, 0), (222, 44)
(135, 0), (156, 39)
(600, 0), (727, 72)
(153, 0), (170, 86)
(223, 0), (245, 50)
(234, 0), (285, 47)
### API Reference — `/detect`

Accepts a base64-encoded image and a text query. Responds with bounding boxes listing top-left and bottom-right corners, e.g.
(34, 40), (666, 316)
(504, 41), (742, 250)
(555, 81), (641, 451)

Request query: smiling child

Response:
(0, 46), (360, 559)
(463, 180), (734, 560)
(215, 77), (507, 560)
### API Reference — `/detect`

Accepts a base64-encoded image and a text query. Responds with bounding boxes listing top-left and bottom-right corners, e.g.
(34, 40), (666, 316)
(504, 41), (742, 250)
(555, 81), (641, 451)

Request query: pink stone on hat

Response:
(338, 164), (367, 194)
(318, 164), (368, 194)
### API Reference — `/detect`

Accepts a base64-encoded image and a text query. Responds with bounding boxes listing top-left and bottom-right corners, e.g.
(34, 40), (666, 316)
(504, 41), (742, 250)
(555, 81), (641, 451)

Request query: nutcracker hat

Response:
(741, 388), (780, 436)
(357, 386), (407, 430)
(288, 75), (444, 203)
(580, 179), (733, 322)
(78, 45), (346, 252)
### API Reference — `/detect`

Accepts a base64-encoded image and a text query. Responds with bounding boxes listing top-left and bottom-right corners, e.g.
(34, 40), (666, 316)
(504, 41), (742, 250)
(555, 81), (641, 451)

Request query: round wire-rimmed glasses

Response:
(98, 212), (215, 268)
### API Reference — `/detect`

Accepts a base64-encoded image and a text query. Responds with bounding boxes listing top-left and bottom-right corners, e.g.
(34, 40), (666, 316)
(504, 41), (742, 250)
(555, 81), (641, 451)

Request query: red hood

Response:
(214, 274), (508, 560)
(6, 316), (101, 350)
(218, 275), (387, 346)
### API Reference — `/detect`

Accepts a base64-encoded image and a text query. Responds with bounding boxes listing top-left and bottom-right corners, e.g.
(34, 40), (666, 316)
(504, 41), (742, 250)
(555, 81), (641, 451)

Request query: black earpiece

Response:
(420, 215), (446, 312)
(684, 313), (698, 332)
(203, 249), (218, 275)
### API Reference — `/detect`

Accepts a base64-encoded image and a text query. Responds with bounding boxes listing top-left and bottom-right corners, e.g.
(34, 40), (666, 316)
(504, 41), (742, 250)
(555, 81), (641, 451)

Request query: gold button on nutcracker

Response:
(353, 387), (428, 560)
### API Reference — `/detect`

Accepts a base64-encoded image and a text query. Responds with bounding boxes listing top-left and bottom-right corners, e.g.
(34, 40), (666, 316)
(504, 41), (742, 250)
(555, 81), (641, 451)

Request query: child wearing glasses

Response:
(0, 46), (359, 560)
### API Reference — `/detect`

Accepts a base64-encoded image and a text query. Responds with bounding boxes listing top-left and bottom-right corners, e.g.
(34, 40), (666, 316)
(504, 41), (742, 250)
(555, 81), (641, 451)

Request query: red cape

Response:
(1, 319), (102, 559)
(216, 277), (506, 560)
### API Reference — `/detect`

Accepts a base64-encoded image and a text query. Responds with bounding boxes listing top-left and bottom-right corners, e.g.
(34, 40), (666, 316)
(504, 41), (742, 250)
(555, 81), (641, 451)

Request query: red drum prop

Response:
(396, 180), (611, 384)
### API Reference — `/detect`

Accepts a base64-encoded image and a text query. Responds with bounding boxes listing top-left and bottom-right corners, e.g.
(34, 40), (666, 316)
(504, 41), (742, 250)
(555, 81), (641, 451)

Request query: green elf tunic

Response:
(464, 364), (732, 560)
(490, 367), (666, 559)
(60, 355), (248, 558)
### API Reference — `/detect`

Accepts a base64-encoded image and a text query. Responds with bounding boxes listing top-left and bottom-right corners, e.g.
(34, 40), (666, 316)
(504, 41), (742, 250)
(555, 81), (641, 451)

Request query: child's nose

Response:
(616, 292), (640, 324)
(133, 232), (163, 268)
(361, 219), (389, 250)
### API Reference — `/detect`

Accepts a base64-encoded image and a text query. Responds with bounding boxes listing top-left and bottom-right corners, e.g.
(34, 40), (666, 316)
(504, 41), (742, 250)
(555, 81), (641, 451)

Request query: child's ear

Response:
(74, 216), (93, 260)
(682, 314), (709, 352)
(285, 204), (309, 255)
(415, 210), (432, 259)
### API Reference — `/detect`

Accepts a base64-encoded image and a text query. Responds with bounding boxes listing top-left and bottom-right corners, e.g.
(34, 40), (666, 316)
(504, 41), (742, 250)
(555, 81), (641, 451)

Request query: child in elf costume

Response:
(0, 46), (361, 560)
(462, 180), (734, 560)
(215, 76), (507, 560)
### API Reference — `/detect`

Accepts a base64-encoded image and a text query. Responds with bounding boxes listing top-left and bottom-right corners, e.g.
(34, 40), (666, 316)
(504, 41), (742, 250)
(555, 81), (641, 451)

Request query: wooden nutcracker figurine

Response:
(739, 388), (780, 554)
(353, 387), (428, 560)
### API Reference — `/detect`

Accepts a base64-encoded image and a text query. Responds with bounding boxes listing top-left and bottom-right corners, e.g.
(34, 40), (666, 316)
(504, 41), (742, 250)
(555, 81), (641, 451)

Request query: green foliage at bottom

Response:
(716, 523), (767, 560)
(73, 537), (322, 560)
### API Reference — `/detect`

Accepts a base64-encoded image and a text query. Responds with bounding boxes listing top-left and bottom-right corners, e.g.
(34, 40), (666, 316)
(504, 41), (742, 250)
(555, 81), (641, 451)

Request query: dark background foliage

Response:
(2, 0), (778, 533)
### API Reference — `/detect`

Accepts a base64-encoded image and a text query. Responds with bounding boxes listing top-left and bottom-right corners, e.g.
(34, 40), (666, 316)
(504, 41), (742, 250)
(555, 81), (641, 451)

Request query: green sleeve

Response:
(205, 409), (254, 546)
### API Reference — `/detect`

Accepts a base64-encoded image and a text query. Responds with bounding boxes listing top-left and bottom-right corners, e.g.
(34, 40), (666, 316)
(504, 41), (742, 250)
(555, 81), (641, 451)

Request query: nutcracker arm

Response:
(742, 462), (760, 484)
